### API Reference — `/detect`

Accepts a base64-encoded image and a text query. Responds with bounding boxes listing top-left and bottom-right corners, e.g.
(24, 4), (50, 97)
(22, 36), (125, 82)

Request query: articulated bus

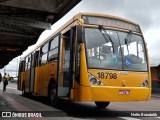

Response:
(18, 13), (151, 108)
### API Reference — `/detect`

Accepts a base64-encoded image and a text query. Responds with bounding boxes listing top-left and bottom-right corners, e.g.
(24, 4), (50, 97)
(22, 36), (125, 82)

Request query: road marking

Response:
(119, 117), (141, 120)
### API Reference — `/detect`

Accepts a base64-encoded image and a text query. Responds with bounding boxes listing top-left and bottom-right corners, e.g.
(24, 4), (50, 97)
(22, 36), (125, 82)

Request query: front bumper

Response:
(91, 86), (151, 102)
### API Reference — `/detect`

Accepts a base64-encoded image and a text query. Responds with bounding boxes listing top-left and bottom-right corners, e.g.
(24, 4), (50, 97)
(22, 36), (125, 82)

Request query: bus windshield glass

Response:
(85, 28), (148, 71)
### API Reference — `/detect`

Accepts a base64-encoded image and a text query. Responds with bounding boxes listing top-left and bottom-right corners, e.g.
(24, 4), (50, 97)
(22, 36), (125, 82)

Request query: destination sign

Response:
(82, 16), (140, 33)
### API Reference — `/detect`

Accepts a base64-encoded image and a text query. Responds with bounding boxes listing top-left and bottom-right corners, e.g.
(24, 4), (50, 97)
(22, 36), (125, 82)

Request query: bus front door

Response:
(58, 32), (70, 97)
(29, 53), (35, 93)
(29, 51), (38, 94)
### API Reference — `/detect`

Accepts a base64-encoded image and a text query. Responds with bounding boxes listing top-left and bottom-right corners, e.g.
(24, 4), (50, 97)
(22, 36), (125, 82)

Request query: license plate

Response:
(119, 90), (130, 95)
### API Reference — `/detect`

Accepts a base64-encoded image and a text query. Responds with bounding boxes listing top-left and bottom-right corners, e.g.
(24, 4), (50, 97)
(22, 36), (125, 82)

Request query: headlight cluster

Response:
(88, 73), (104, 86)
(140, 77), (149, 87)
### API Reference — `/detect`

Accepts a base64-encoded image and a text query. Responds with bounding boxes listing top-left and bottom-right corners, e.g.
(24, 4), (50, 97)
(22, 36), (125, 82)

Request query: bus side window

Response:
(28, 55), (31, 69)
(25, 57), (28, 71)
(35, 50), (40, 67)
(40, 42), (49, 65)
(31, 52), (35, 68)
(19, 60), (25, 72)
(48, 36), (59, 61)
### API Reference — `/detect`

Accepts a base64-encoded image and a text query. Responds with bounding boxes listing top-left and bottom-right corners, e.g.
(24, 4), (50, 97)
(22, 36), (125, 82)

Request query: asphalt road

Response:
(0, 82), (160, 120)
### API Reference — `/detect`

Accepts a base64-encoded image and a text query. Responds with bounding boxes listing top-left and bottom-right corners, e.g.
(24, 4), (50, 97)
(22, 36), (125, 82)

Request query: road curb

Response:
(152, 95), (160, 98)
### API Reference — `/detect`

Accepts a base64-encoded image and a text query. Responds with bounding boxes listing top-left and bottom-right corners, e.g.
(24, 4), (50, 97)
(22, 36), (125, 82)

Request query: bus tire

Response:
(95, 102), (110, 108)
(49, 83), (57, 106)
(22, 81), (26, 96)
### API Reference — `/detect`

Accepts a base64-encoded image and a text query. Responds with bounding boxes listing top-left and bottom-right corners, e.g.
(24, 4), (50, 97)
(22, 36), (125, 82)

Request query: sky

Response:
(1, 0), (160, 76)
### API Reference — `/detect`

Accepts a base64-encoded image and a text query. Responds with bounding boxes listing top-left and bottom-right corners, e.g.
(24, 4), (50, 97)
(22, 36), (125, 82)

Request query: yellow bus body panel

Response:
(36, 64), (49, 96)
(72, 81), (92, 101)
(23, 70), (30, 92)
(80, 44), (90, 86)
(79, 86), (93, 101)
(88, 70), (149, 87)
(19, 72), (25, 90)
(34, 62), (58, 96)
(34, 67), (39, 95)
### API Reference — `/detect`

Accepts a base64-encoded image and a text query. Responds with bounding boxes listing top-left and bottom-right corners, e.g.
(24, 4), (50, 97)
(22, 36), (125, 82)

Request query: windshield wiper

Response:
(98, 25), (115, 53)
(125, 30), (132, 54)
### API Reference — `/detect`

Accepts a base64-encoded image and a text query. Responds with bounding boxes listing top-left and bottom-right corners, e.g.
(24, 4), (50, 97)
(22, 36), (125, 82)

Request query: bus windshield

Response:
(85, 27), (148, 71)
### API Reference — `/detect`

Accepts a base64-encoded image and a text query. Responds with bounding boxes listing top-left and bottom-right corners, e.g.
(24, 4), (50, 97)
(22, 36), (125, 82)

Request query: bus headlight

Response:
(88, 73), (104, 86)
(140, 77), (149, 87)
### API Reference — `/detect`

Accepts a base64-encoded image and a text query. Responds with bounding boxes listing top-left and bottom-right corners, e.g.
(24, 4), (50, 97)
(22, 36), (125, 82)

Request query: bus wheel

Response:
(95, 102), (110, 108)
(49, 83), (57, 106)
(22, 82), (26, 96)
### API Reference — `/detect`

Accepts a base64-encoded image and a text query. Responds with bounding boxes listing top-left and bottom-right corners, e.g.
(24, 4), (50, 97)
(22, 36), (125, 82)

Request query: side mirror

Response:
(77, 26), (83, 43)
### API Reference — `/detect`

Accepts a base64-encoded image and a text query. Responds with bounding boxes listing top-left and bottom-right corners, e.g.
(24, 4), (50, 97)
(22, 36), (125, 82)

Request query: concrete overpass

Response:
(0, 0), (81, 68)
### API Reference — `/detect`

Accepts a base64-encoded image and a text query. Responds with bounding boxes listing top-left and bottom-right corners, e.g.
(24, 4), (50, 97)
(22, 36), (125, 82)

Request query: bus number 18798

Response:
(97, 72), (117, 79)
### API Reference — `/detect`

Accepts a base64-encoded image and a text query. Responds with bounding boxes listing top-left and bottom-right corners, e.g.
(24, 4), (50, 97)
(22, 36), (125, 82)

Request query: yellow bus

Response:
(18, 13), (151, 108)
